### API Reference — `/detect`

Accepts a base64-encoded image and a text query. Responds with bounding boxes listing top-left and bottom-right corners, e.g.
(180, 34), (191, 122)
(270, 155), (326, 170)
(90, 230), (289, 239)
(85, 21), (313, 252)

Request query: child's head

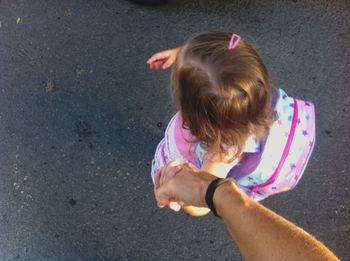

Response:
(171, 31), (275, 158)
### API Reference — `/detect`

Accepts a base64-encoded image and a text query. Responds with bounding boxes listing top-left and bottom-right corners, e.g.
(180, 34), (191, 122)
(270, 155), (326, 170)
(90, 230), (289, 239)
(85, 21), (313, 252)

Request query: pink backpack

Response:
(151, 89), (315, 201)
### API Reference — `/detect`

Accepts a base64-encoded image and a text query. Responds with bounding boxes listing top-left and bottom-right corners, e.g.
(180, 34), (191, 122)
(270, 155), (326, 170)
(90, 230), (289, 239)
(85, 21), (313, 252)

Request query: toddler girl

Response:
(147, 32), (315, 216)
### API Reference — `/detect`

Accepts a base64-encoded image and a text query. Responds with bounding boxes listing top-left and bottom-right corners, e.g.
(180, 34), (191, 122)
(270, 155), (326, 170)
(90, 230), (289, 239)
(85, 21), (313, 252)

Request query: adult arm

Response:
(214, 181), (338, 261)
(154, 164), (339, 261)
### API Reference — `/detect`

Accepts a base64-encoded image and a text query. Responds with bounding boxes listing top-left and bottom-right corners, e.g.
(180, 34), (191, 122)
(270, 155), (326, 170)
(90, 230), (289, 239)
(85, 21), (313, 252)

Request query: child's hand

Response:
(147, 47), (180, 70)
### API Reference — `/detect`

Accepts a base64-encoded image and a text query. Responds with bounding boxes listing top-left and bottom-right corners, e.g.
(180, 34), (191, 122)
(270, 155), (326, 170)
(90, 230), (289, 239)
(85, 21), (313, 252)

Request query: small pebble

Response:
(45, 80), (55, 93)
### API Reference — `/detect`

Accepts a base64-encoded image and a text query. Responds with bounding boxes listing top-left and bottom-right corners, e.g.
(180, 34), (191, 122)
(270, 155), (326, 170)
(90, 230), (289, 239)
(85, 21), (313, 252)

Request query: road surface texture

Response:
(0, 0), (349, 260)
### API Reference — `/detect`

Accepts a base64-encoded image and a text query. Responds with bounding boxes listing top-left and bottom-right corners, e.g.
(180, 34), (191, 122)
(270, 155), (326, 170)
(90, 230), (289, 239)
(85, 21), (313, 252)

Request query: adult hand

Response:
(153, 164), (339, 261)
(153, 162), (217, 210)
(147, 47), (180, 70)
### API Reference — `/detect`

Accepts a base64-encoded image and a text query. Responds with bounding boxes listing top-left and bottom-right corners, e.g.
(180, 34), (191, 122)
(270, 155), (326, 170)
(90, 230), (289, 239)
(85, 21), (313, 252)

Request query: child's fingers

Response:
(169, 201), (181, 212)
(162, 55), (175, 69)
(147, 53), (161, 64)
(149, 60), (165, 71)
(147, 50), (171, 64)
(154, 61), (164, 70)
(162, 48), (180, 69)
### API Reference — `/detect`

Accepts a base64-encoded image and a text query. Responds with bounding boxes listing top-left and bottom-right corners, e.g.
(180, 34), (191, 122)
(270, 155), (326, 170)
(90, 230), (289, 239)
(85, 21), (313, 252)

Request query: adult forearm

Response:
(214, 182), (339, 261)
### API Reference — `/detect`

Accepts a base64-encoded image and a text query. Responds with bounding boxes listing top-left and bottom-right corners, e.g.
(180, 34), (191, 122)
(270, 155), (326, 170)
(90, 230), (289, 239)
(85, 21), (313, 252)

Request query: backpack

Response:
(151, 89), (315, 201)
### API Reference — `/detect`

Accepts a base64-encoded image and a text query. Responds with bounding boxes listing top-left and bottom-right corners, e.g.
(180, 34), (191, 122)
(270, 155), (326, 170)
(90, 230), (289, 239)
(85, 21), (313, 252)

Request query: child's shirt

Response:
(151, 89), (315, 201)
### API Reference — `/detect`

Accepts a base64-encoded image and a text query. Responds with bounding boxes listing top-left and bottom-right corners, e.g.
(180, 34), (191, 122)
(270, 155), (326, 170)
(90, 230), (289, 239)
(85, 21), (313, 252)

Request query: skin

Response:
(147, 47), (180, 70)
(183, 151), (240, 216)
(154, 153), (239, 215)
(154, 163), (339, 261)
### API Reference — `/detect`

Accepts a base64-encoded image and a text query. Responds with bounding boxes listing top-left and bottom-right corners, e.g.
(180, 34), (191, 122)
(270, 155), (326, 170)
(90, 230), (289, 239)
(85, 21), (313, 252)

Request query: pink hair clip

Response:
(228, 34), (241, 49)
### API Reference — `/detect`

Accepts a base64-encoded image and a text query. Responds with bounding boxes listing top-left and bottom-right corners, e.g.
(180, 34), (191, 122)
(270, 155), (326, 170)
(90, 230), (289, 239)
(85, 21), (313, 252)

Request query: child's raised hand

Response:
(147, 48), (180, 70)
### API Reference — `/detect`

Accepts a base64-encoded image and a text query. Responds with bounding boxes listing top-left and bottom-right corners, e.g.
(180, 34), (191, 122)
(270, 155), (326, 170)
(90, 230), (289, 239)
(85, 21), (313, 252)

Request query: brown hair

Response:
(170, 31), (276, 160)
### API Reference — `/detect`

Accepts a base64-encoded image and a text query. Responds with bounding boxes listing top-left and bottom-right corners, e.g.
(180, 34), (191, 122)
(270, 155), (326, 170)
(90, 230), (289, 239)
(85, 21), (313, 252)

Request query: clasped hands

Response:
(153, 161), (218, 213)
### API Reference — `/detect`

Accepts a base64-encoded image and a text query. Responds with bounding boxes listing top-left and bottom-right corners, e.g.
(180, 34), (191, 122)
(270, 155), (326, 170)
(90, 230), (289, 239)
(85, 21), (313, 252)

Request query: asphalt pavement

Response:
(0, 0), (349, 260)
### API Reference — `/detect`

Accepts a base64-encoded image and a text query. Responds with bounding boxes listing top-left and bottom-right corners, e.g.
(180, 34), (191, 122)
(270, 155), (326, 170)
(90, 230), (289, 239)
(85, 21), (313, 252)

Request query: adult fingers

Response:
(163, 165), (182, 184)
(154, 189), (168, 208)
(153, 169), (164, 208)
(154, 184), (170, 208)
(182, 162), (198, 172)
(153, 169), (161, 189)
(160, 160), (181, 186)
(160, 164), (167, 187)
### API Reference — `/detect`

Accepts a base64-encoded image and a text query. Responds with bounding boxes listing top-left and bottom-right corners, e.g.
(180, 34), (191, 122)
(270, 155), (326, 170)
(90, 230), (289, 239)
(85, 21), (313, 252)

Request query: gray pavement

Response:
(0, 0), (349, 260)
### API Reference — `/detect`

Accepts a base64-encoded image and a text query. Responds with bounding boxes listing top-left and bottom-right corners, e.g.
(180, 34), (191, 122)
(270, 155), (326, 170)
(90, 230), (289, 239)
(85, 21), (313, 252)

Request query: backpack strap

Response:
(251, 98), (299, 192)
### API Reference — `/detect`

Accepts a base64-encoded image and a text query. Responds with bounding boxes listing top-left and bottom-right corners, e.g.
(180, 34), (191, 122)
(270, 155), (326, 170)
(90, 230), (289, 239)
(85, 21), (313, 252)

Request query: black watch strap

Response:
(205, 178), (235, 217)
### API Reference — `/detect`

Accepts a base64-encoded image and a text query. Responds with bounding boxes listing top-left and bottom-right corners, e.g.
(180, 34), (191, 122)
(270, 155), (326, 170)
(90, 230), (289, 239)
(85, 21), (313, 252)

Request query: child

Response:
(147, 32), (315, 216)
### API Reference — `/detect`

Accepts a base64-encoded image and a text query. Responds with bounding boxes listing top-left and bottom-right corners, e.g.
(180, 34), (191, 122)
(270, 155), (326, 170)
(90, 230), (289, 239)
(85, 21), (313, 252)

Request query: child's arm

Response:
(147, 47), (180, 70)
(200, 156), (239, 178)
(183, 152), (239, 216)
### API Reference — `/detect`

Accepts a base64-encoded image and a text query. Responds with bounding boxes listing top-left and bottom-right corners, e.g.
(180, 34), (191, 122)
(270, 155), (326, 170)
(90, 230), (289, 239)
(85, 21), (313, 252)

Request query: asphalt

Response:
(0, 0), (349, 260)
